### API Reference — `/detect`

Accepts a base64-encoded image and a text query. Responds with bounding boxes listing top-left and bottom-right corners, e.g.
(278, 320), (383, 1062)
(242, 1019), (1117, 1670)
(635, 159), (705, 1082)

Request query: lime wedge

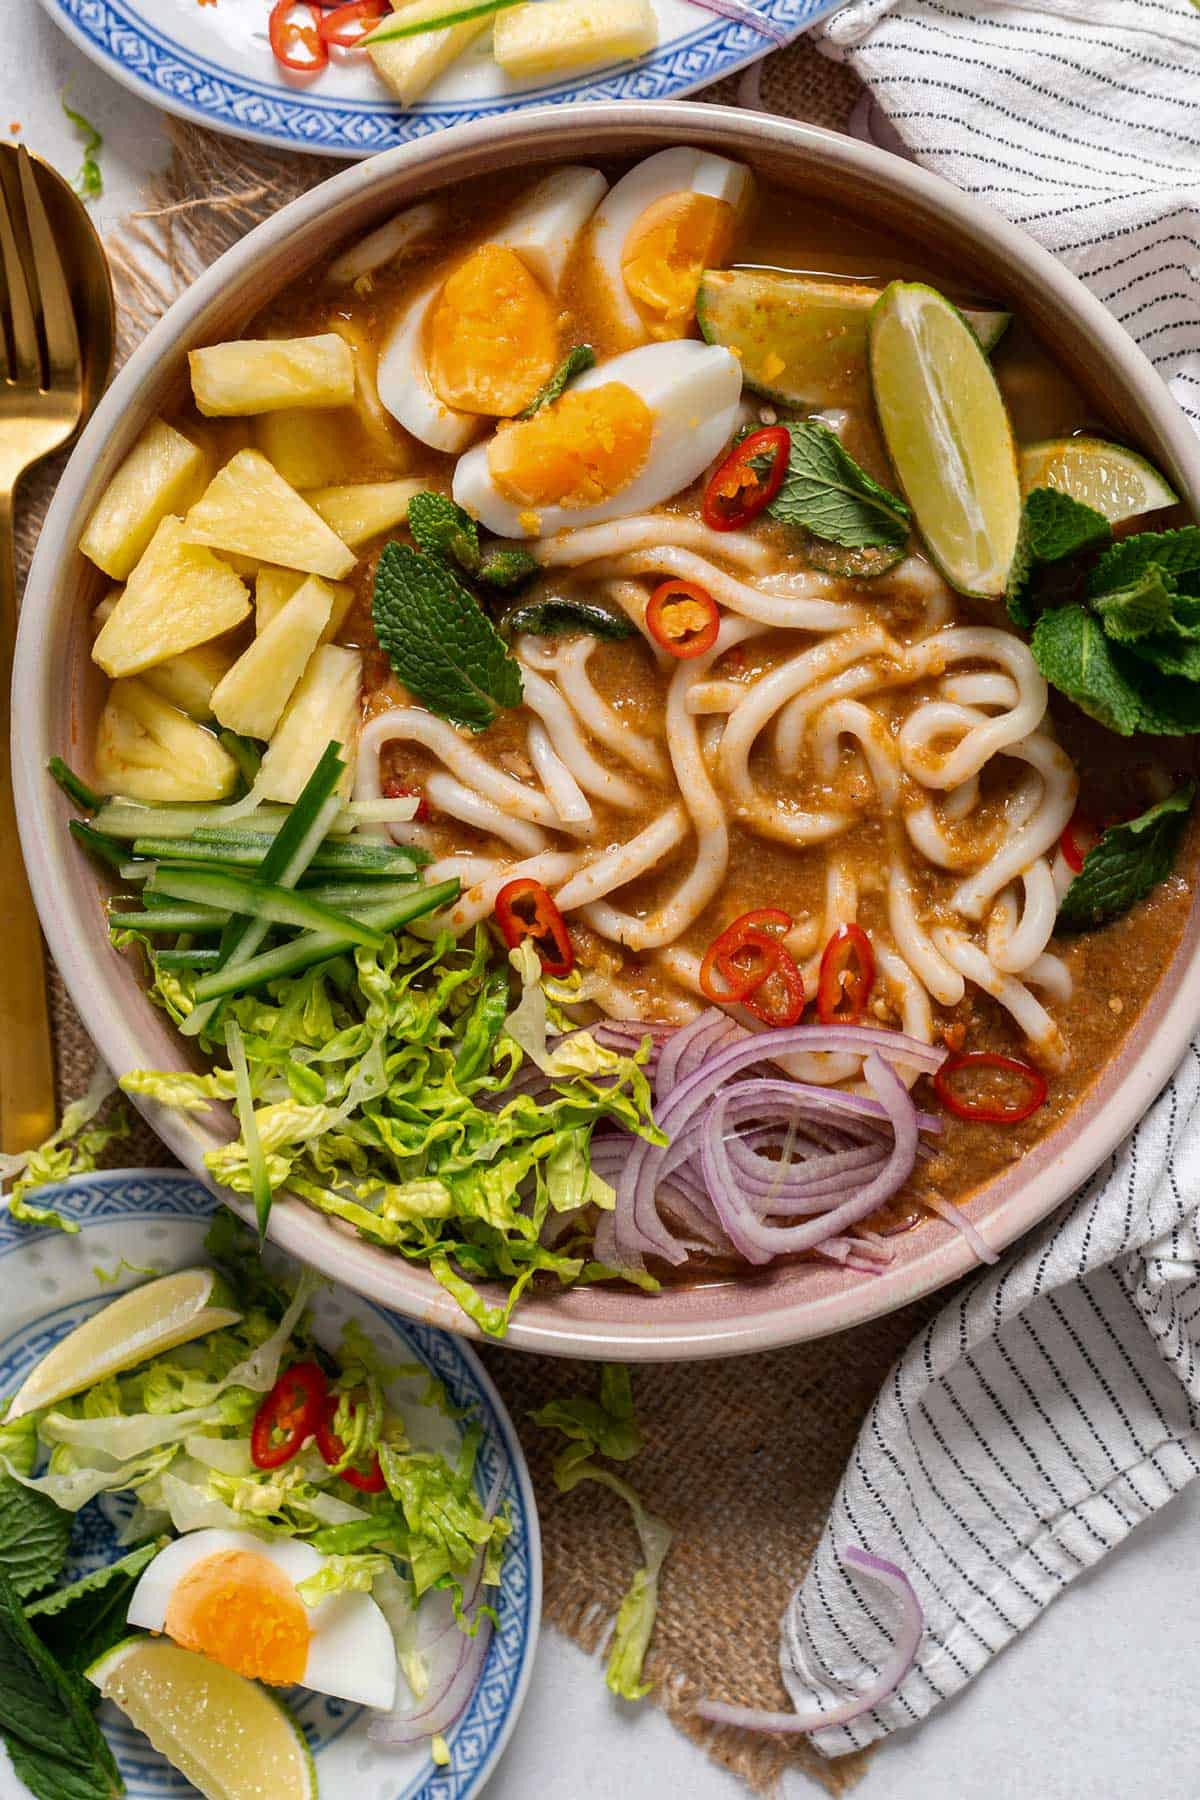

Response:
(87, 1637), (316, 1800)
(869, 281), (1022, 598)
(696, 268), (1009, 409)
(8, 1268), (241, 1420)
(1020, 436), (1177, 523)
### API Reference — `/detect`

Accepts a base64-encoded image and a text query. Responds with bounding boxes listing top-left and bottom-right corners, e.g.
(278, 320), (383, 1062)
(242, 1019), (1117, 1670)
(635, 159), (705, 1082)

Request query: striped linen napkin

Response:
(777, 0), (1200, 1753)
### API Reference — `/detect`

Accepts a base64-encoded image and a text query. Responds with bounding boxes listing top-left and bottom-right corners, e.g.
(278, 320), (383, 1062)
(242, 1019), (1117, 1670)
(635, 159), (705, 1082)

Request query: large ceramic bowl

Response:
(15, 104), (1200, 1359)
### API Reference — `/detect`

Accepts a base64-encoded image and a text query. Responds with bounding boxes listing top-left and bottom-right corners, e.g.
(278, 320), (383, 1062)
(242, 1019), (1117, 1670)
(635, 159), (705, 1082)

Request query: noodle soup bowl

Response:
(15, 104), (1200, 1359)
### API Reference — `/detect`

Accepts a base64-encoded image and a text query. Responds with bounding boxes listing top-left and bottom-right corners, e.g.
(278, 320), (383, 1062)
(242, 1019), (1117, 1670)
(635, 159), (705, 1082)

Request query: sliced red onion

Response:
(919, 1192), (1000, 1266)
(655, 1009), (740, 1101)
(689, 0), (791, 46)
(695, 1545), (922, 1734)
(369, 1613), (493, 1747)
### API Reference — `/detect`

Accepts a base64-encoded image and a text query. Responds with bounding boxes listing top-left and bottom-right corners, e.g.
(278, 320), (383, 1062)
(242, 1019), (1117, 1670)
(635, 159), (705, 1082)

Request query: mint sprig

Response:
(517, 345), (596, 419)
(26, 1540), (164, 1677)
(1030, 606), (1200, 736)
(0, 1571), (123, 1800)
(1059, 783), (1195, 928)
(372, 542), (523, 731)
(502, 599), (635, 642)
(0, 1417), (71, 1602)
(767, 420), (910, 550)
(407, 491), (482, 575)
(1006, 487), (1111, 627)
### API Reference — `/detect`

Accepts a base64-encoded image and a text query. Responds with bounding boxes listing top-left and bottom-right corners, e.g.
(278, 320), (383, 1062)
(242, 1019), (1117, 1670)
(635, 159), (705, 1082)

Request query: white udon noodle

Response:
(354, 519), (1081, 1080)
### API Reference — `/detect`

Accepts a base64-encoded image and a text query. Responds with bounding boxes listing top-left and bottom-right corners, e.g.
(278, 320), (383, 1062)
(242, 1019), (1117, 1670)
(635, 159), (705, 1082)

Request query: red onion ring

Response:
(695, 1545), (923, 1734)
(688, 0), (791, 46)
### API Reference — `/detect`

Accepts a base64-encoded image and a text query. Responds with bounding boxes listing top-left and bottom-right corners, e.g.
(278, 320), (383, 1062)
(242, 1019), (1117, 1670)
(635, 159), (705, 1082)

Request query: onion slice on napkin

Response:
(694, 1546), (922, 1733)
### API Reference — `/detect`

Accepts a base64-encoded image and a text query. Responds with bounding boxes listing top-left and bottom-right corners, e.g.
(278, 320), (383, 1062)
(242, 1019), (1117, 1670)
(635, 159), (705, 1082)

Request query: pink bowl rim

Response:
(14, 101), (1200, 1360)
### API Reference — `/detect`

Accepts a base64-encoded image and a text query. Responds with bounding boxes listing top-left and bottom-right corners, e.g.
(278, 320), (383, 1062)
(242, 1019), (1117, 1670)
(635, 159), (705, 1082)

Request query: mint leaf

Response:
(1032, 604), (1200, 736)
(1006, 487), (1111, 627)
(1059, 783), (1194, 928)
(768, 421), (910, 550)
(372, 542), (523, 731)
(1094, 568), (1184, 643)
(517, 345), (595, 419)
(502, 599), (635, 642)
(0, 1571), (123, 1800)
(477, 546), (539, 590)
(1089, 526), (1200, 596)
(26, 1540), (164, 1677)
(0, 1417), (71, 1601)
(407, 491), (482, 576)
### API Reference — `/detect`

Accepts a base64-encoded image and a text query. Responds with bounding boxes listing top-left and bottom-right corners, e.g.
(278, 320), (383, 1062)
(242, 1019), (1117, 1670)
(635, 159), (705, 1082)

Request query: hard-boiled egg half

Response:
(452, 338), (743, 538)
(376, 165), (608, 454)
(126, 1528), (397, 1711)
(587, 148), (752, 346)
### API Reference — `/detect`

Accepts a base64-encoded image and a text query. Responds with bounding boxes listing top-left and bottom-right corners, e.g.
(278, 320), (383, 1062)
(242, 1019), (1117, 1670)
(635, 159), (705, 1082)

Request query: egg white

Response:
(452, 339), (744, 539)
(376, 165), (608, 453)
(126, 1527), (398, 1712)
(587, 148), (752, 346)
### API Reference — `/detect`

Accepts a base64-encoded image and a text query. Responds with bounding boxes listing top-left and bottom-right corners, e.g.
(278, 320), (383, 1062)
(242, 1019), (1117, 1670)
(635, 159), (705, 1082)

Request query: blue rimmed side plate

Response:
(0, 1169), (541, 1800)
(37, 0), (840, 159)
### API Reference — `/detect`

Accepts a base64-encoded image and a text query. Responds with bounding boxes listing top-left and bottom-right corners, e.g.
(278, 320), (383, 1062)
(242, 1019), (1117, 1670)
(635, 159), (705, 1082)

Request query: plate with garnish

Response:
(0, 1170), (539, 1800)
(35, 0), (827, 159)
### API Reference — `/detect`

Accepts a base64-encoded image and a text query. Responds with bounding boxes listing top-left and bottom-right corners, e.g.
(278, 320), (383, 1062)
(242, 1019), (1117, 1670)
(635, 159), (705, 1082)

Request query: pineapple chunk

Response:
(306, 479), (425, 549)
(92, 587), (235, 719)
(79, 421), (208, 581)
(256, 567), (353, 642)
(189, 334), (356, 417)
(95, 679), (239, 802)
(368, 0), (491, 105)
(330, 318), (412, 469)
(92, 517), (252, 679)
(255, 407), (364, 491)
(493, 0), (657, 74)
(183, 450), (357, 579)
(142, 640), (236, 721)
(211, 576), (334, 740)
(257, 645), (362, 803)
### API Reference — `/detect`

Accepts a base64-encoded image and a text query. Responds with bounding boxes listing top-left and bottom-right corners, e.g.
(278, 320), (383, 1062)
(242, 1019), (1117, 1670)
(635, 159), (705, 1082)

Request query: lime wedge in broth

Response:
(88, 1638), (317, 1800)
(9, 1267), (240, 1420)
(697, 268), (1009, 410)
(1020, 436), (1177, 523)
(869, 281), (1022, 598)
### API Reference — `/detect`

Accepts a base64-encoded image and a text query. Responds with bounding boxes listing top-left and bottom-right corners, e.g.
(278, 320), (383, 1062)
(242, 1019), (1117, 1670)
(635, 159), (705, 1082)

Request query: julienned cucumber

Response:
(150, 832), (424, 875)
(190, 878), (461, 1002)
(696, 268), (1010, 409)
(180, 743), (347, 1040)
(148, 868), (387, 950)
(364, 0), (520, 43)
(109, 906), (232, 934)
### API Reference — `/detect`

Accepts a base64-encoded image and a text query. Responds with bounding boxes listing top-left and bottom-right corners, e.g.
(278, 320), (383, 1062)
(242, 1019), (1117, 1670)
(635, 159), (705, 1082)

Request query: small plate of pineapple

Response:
(37, 0), (825, 161)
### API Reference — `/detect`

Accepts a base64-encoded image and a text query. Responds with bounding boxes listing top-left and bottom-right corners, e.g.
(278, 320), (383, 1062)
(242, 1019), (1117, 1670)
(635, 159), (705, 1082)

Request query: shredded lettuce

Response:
(533, 1366), (671, 1700)
(120, 927), (661, 1334)
(296, 1553), (391, 1607)
(0, 1064), (131, 1232)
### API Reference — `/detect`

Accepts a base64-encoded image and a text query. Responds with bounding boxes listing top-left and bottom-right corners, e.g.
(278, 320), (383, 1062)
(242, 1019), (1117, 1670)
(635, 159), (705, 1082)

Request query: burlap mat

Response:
(16, 37), (953, 1795)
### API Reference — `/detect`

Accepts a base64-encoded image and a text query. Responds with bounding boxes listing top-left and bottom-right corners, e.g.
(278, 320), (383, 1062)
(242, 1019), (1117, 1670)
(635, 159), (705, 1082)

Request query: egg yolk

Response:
(621, 193), (739, 339)
(487, 382), (653, 511)
(163, 1550), (311, 1687)
(426, 244), (558, 418)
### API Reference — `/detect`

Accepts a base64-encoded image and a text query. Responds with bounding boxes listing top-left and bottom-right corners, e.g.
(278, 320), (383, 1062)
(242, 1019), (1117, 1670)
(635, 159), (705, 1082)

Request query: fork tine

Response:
(0, 156), (40, 387)
(17, 146), (81, 388)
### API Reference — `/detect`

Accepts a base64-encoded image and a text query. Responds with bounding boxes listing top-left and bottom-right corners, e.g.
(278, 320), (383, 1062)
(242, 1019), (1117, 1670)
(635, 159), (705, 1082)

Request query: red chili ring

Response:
(250, 1361), (327, 1471)
(494, 876), (574, 979)
(701, 425), (791, 532)
(933, 1051), (1048, 1125)
(816, 922), (876, 1027)
(645, 578), (721, 660)
(269, 0), (329, 70)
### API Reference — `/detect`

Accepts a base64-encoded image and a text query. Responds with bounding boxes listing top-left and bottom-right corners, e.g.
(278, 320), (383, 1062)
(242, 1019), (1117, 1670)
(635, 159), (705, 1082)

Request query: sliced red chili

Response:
(741, 936), (806, 1028)
(319, 0), (387, 47)
(702, 425), (791, 532)
(817, 923), (876, 1027)
(250, 1361), (327, 1471)
(646, 578), (720, 660)
(269, 0), (329, 70)
(382, 775), (430, 823)
(933, 1051), (1048, 1124)
(699, 908), (792, 1005)
(1059, 808), (1101, 874)
(495, 876), (574, 978)
(316, 1398), (387, 1493)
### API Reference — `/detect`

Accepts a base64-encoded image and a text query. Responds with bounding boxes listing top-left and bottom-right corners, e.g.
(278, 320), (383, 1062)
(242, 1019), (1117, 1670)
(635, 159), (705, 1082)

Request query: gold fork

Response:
(0, 147), (90, 1153)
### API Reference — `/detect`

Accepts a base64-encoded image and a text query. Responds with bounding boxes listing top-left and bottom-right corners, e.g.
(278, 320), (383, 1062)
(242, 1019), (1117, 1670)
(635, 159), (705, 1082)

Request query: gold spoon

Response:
(0, 144), (115, 1154)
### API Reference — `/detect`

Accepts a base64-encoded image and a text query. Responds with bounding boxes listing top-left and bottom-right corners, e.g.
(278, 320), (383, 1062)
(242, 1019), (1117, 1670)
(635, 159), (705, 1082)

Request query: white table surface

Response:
(8, 7), (1200, 1794)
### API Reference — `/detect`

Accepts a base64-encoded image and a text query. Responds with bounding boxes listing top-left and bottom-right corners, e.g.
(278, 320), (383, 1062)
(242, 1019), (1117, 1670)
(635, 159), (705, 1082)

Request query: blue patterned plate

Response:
(36, 0), (838, 160)
(0, 1169), (540, 1800)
